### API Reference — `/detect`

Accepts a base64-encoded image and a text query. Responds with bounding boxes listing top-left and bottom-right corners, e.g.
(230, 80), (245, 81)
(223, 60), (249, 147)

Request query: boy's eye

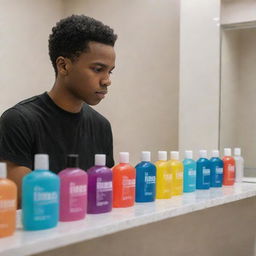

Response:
(92, 67), (102, 73)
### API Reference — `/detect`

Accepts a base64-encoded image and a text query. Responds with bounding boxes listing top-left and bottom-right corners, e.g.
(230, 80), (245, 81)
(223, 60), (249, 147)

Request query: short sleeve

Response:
(0, 108), (34, 168)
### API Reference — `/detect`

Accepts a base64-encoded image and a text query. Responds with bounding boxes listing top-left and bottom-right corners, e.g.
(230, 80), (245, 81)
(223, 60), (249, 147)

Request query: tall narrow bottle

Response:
(87, 154), (112, 214)
(135, 151), (156, 202)
(223, 148), (235, 186)
(155, 151), (172, 199)
(196, 150), (210, 189)
(113, 152), (136, 208)
(0, 163), (17, 238)
(234, 148), (244, 183)
(59, 154), (87, 221)
(22, 154), (60, 230)
(183, 150), (196, 193)
(209, 150), (223, 187)
(169, 151), (183, 196)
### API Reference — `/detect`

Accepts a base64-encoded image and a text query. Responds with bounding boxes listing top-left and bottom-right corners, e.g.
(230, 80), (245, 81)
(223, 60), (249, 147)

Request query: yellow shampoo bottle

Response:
(169, 151), (183, 196)
(155, 151), (172, 199)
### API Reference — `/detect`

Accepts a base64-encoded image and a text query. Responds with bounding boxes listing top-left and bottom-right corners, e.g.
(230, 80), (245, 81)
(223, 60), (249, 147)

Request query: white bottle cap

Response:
(212, 150), (219, 157)
(199, 150), (207, 158)
(119, 152), (129, 163)
(0, 162), (7, 178)
(185, 150), (193, 159)
(234, 148), (241, 156)
(158, 151), (167, 161)
(95, 154), (106, 166)
(224, 148), (232, 156)
(141, 151), (151, 162)
(170, 151), (179, 160)
(34, 154), (49, 170)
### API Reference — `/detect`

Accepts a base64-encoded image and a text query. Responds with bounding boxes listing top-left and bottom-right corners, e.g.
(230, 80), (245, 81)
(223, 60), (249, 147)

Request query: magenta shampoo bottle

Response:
(87, 154), (113, 214)
(59, 154), (88, 222)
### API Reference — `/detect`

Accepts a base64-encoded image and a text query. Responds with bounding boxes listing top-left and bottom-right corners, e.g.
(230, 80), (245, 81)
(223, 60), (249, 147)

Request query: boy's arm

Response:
(6, 161), (31, 209)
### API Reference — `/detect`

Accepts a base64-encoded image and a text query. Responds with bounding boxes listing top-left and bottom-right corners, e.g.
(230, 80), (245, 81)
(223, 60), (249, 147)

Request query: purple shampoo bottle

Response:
(87, 154), (113, 214)
(59, 154), (87, 221)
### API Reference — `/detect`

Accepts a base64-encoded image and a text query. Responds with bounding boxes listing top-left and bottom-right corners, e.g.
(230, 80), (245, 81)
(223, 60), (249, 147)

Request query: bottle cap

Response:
(66, 154), (79, 168)
(212, 150), (219, 158)
(199, 150), (207, 158)
(95, 154), (106, 166)
(185, 150), (193, 159)
(158, 151), (167, 161)
(0, 162), (7, 178)
(234, 148), (241, 156)
(141, 151), (151, 162)
(170, 151), (179, 160)
(34, 154), (49, 170)
(119, 152), (129, 163)
(224, 148), (232, 157)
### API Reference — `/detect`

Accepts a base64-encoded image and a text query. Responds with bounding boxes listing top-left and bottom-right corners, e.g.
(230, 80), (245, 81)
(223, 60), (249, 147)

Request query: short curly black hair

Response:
(49, 15), (117, 75)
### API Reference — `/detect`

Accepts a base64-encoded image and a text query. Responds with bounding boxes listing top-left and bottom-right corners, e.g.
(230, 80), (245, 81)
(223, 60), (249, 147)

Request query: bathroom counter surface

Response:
(1, 182), (256, 256)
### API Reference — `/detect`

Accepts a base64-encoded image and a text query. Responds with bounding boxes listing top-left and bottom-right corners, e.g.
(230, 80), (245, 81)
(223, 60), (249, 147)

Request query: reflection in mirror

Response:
(220, 23), (256, 177)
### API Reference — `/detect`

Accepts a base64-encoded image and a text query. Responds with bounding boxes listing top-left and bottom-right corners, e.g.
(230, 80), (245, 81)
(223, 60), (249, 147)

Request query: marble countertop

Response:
(1, 182), (256, 256)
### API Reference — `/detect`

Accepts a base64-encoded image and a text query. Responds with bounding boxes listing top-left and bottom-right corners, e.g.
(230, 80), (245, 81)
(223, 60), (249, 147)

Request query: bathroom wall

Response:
(62, 0), (180, 164)
(222, 0), (256, 24)
(0, 0), (62, 112)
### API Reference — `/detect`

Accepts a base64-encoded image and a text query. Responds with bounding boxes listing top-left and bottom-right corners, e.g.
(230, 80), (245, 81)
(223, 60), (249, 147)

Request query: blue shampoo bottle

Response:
(209, 150), (223, 187)
(196, 150), (210, 189)
(183, 150), (196, 192)
(22, 154), (60, 230)
(135, 151), (156, 202)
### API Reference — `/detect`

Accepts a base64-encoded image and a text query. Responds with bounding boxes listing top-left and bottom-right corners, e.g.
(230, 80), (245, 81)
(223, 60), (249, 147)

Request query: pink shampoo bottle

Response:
(59, 154), (88, 221)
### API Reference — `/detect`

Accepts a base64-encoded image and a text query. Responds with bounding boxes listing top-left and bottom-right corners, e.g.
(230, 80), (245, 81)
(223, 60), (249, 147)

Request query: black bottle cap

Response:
(66, 154), (79, 168)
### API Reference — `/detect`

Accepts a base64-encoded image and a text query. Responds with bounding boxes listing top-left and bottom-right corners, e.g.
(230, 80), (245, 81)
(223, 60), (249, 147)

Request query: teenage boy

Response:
(0, 15), (117, 205)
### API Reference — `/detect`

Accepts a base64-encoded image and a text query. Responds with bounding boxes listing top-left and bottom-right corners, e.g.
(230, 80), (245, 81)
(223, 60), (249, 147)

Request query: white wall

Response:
(0, 0), (62, 112)
(63, 0), (180, 164)
(222, 0), (256, 24)
(179, 0), (221, 158)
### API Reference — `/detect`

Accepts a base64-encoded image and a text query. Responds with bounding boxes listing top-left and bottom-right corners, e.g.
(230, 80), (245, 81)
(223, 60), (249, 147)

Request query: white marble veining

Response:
(1, 182), (256, 256)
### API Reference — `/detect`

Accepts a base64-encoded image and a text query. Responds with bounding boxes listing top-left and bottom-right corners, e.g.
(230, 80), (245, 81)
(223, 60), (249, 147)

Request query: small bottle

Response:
(183, 150), (196, 193)
(135, 151), (156, 203)
(87, 154), (112, 214)
(223, 148), (235, 186)
(0, 163), (17, 238)
(196, 150), (210, 189)
(209, 150), (223, 187)
(234, 148), (244, 183)
(155, 151), (172, 199)
(22, 154), (60, 230)
(59, 154), (87, 222)
(169, 151), (183, 196)
(113, 152), (136, 208)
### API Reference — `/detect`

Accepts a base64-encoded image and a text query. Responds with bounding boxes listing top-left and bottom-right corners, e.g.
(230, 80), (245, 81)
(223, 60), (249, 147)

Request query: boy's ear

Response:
(56, 57), (72, 76)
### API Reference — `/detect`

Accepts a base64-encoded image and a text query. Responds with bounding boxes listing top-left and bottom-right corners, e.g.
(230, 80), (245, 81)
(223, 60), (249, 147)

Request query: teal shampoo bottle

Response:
(22, 154), (60, 230)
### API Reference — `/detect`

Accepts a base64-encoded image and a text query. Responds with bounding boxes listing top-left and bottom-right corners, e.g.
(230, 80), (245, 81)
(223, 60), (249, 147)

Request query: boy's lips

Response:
(95, 91), (107, 99)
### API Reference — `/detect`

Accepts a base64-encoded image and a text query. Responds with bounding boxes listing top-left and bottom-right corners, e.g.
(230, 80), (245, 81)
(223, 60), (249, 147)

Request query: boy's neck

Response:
(48, 81), (84, 113)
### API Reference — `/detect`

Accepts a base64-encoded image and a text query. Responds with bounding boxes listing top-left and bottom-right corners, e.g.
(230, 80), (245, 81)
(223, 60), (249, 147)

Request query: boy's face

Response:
(62, 41), (116, 106)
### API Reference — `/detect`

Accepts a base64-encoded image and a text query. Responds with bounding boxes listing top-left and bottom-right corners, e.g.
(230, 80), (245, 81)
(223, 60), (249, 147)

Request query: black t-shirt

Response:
(0, 92), (114, 173)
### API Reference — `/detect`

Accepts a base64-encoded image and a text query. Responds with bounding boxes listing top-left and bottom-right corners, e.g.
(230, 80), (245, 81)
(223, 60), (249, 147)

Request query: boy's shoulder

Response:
(83, 104), (111, 127)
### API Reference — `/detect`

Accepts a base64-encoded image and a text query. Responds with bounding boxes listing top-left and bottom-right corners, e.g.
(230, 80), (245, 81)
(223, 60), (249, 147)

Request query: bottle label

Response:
(0, 199), (15, 211)
(176, 172), (183, 179)
(96, 178), (112, 207)
(188, 169), (196, 176)
(69, 182), (87, 213)
(164, 174), (172, 181)
(122, 176), (135, 201)
(216, 168), (223, 174)
(33, 186), (58, 221)
(227, 164), (235, 181)
(202, 167), (210, 185)
(144, 173), (155, 196)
